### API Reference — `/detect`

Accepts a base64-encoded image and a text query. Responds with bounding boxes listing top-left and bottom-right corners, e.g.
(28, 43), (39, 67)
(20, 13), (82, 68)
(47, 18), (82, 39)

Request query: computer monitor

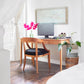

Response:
(38, 23), (54, 38)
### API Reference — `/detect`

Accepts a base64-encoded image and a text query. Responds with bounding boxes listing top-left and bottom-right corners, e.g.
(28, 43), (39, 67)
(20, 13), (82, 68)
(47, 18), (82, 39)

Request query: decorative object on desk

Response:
(58, 32), (66, 39)
(58, 32), (81, 68)
(24, 22), (38, 37)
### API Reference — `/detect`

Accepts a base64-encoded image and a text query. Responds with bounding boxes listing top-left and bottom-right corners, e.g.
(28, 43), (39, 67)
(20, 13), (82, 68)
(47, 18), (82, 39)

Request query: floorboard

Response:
(11, 59), (65, 84)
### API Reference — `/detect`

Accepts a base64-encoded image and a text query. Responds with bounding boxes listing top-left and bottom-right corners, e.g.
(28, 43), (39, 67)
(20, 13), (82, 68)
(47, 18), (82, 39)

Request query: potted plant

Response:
(58, 32), (81, 68)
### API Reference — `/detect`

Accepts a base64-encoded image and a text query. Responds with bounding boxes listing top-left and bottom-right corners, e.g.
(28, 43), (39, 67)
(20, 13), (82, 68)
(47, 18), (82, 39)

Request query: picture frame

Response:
(35, 7), (68, 24)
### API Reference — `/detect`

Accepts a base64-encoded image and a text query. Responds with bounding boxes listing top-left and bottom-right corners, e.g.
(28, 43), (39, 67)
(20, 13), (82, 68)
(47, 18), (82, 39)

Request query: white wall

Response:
(79, 0), (84, 63)
(27, 0), (81, 65)
(30, 0), (81, 40)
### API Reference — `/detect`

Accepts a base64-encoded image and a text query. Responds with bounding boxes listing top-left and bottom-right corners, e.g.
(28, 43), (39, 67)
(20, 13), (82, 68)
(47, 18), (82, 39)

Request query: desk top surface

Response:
(21, 37), (70, 44)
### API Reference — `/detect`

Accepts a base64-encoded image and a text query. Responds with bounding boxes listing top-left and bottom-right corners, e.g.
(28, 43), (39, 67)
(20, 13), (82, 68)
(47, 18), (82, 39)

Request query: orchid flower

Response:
(24, 23), (27, 28)
(30, 22), (34, 27)
(27, 27), (31, 30)
(24, 22), (39, 30)
(26, 25), (29, 28)
(33, 23), (38, 30)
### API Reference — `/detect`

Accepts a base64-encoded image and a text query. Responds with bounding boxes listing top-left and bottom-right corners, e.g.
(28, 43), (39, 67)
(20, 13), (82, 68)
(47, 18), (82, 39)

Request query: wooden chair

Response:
(21, 37), (51, 73)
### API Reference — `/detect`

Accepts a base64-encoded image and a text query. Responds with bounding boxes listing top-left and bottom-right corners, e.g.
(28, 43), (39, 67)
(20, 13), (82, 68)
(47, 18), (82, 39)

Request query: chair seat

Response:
(25, 48), (49, 55)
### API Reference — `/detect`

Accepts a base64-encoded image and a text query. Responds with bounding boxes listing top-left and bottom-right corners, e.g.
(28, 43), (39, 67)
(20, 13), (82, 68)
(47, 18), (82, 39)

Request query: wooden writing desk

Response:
(20, 38), (70, 71)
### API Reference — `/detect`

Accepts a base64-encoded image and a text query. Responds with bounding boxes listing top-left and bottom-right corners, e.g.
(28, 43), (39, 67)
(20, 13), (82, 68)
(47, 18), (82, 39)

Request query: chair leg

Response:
(23, 55), (26, 71)
(36, 57), (39, 73)
(48, 53), (51, 69)
(32, 57), (35, 66)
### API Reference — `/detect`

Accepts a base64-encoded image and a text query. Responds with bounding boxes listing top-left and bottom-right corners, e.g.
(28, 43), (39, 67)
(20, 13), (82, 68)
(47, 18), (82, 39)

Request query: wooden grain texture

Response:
(65, 57), (79, 68)
(59, 47), (62, 71)
(41, 38), (70, 45)
(21, 37), (51, 73)
(11, 60), (66, 84)
(20, 37), (70, 71)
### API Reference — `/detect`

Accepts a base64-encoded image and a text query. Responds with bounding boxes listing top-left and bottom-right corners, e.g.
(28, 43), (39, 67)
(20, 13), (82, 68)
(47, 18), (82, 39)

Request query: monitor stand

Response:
(45, 35), (49, 38)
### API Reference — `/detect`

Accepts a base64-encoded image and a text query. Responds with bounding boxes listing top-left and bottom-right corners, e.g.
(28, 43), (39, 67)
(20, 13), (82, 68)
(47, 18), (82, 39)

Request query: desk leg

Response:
(20, 40), (22, 65)
(60, 48), (62, 71)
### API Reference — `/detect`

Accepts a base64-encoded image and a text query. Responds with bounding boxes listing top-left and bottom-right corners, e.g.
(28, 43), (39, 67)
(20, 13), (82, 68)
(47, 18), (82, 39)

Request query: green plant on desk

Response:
(59, 40), (81, 68)
(58, 41), (81, 57)
(58, 32), (81, 57)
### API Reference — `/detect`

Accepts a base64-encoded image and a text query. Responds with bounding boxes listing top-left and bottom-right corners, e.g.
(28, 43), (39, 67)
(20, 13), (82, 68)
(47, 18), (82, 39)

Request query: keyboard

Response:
(52, 37), (57, 39)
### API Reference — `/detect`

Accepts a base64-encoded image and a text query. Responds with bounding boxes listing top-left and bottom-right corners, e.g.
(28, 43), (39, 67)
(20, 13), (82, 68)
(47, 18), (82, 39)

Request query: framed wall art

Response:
(36, 7), (68, 24)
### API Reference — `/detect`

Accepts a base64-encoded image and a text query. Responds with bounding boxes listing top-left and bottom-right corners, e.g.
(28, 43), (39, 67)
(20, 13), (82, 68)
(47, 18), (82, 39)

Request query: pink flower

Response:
(27, 27), (31, 30)
(33, 27), (36, 30)
(36, 23), (39, 26)
(24, 23), (27, 28)
(33, 23), (38, 30)
(24, 22), (38, 30)
(26, 25), (29, 28)
(30, 22), (34, 27)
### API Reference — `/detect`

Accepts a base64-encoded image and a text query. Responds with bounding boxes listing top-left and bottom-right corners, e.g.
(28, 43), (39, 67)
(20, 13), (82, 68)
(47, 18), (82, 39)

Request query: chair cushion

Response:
(25, 48), (49, 55)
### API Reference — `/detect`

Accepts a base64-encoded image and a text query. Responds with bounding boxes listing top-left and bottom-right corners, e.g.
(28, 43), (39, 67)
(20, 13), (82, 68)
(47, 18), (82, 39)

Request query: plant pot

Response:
(65, 53), (79, 68)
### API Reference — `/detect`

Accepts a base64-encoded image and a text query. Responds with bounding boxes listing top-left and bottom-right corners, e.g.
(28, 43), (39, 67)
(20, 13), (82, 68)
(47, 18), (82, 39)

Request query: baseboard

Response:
(38, 57), (65, 65)
(10, 56), (65, 65)
(26, 57), (65, 65)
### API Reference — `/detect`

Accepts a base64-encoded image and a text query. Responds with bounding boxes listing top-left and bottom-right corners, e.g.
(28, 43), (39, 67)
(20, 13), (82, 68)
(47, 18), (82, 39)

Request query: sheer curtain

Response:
(3, 6), (26, 61)
(0, 0), (25, 84)
(0, 0), (25, 49)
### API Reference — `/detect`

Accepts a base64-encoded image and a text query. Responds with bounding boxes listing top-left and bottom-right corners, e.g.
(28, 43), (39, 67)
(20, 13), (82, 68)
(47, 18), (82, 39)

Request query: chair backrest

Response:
(21, 37), (44, 49)
(21, 37), (43, 43)
(21, 37), (44, 56)
(21, 37), (49, 56)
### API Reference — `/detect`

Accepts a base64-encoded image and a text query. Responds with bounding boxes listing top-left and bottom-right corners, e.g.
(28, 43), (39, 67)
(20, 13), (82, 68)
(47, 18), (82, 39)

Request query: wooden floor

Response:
(11, 59), (65, 84)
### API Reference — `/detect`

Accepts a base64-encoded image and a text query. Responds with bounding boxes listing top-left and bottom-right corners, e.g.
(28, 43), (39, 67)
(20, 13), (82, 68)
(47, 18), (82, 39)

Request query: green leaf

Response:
(58, 41), (68, 51)
(62, 41), (68, 45)
(71, 32), (77, 36)
(67, 46), (72, 55)
(60, 34), (63, 37)
(58, 44), (62, 51)
(76, 41), (81, 47)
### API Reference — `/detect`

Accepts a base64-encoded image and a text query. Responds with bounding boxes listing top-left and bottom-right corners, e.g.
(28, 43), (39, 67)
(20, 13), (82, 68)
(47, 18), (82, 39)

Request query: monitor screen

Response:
(38, 23), (54, 38)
